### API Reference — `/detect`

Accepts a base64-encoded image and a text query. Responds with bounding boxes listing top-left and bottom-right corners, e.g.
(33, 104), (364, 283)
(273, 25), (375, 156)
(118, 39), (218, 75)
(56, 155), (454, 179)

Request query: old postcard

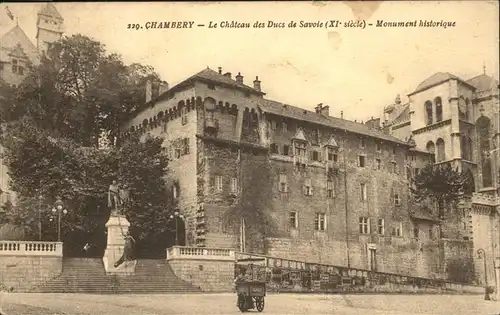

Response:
(0, 1), (499, 314)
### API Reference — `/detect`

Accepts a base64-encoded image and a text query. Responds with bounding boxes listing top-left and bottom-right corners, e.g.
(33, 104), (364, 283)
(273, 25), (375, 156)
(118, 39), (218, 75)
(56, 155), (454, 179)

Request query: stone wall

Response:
(166, 246), (235, 292)
(0, 241), (63, 291)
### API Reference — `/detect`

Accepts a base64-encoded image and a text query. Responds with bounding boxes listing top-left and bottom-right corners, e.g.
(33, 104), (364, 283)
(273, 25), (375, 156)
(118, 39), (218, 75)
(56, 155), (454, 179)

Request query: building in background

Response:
(379, 69), (500, 286)
(120, 66), (472, 281)
(0, 3), (64, 207)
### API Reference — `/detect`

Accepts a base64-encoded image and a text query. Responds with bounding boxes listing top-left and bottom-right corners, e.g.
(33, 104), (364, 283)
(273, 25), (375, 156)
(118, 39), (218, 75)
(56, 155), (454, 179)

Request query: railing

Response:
(472, 192), (499, 206)
(166, 246), (235, 261)
(0, 241), (63, 257)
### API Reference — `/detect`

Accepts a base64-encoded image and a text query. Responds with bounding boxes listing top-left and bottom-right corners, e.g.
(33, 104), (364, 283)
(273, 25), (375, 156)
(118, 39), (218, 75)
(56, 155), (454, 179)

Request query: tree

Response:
(0, 118), (175, 256)
(411, 163), (473, 236)
(0, 34), (162, 146)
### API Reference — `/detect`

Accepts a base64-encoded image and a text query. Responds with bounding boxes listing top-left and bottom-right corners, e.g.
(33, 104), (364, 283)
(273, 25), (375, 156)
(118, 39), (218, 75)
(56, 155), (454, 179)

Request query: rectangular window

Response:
(312, 130), (320, 145)
(360, 183), (367, 201)
(359, 217), (370, 234)
(413, 225), (419, 238)
(175, 148), (182, 159)
(358, 155), (366, 167)
(289, 211), (298, 229)
(392, 223), (403, 237)
(360, 137), (366, 148)
(376, 142), (381, 152)
(283, 145), (290, 156)
(282, 122), (288, 133)
(279, 173), (288, 193)
(392, 162), (397, 173)
(327, 149), (338, 162)
(11, 59), (18, 73)
(18, 66), (24, 75)
(415, 168), (420, 176)
(183, 137), (190, 155)
(295, 143), (307, 157)
(181, 107), (188, 125)
(271, 120), (277, 130)
(270, 143), (279, 154)
(215, 175), (223, 191)
(314, 213), (326, 231)
(327, 180), (335, 198)
(394, 193), (401, 206)
(428, 226), (433, 239)
(304, 178), (313, 196)
(376, 159), (381, 170)
(393, 146), (397, 155)
(231, 177), (239, 194)
(377, 218), (385, 235)
(312, 151), (319, 161)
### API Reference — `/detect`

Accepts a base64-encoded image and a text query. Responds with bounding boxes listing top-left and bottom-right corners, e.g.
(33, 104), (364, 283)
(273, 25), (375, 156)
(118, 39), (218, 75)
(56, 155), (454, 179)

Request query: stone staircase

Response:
(30, 258), (202, 294)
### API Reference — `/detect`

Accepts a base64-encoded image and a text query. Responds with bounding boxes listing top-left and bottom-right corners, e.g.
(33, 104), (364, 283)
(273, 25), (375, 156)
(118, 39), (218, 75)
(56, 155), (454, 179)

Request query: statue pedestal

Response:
(102, 214), (136, 275)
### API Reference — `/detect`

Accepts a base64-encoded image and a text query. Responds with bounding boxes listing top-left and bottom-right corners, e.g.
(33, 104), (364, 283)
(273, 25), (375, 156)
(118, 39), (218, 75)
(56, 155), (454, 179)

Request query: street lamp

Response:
(50, 197), (67, 242)
(169, 210), (184, 246)
(477, 248), (488, 285)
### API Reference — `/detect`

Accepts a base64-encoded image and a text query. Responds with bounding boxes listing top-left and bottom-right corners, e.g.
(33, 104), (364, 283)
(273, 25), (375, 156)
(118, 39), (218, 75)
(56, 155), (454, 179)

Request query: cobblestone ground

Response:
(2, 293), (500, 315)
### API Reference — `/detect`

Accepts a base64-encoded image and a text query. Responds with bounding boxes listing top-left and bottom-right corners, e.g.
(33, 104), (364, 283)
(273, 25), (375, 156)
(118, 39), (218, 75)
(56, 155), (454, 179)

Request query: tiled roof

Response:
(466, 74), (499, 92)
(188, 68), (264, 95)
(410, 72), (472, 95)
(0, 25), (38, 63)
(391, 104), (410, 125)
(259, 99), (410, 146)
(39, 3), (64, 20)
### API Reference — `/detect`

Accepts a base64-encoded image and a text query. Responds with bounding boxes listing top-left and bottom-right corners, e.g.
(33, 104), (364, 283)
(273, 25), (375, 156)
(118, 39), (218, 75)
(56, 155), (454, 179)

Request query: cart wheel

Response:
(237, 294), (247, 312)
(255, 296), (265, 312)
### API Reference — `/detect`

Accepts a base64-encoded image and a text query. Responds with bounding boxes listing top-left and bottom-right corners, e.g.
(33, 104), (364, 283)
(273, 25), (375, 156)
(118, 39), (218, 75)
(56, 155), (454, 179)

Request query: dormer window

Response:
(295, 142), (306, 157)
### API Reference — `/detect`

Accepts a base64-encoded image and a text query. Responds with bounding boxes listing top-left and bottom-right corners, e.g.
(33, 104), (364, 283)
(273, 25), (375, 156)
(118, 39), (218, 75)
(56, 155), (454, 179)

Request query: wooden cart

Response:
(235, 257), (267, 312)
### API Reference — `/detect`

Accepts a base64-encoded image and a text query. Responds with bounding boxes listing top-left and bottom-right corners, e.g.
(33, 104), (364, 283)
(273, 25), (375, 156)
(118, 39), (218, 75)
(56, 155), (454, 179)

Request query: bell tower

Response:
(36, 3), (64, 55)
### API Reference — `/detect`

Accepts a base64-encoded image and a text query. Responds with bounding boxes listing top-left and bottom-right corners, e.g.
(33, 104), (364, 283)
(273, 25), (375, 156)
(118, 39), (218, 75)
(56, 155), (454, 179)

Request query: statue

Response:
(108, 180), (120, 215)
(114, 232), (136, 268)
(118, 184), (130, 210)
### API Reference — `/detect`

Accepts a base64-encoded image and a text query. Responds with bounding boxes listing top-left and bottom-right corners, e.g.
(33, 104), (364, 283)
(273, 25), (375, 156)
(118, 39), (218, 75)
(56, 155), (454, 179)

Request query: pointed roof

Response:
(292, 128), (307, 142)
(466, 74), (499, 92)
(189, 68), (264, 95)
(326, 135), (339, 148)
(0, 25), (38, 63)
(38, 3), (64, 20)
(409, 72), (475, 96)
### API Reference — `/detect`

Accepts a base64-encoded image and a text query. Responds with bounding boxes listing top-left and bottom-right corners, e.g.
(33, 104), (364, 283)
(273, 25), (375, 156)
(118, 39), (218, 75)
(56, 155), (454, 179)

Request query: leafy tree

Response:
(0, 119), (174, 256)
(0, 34), (162, 146)
(411, 163), (473, 237)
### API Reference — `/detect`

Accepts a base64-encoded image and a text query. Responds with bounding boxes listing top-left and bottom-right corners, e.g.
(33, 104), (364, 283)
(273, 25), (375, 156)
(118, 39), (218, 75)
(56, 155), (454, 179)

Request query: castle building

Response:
(0, 4), (64, 206)
(380, 70), (500, 285)
(120, 67), (471, 280)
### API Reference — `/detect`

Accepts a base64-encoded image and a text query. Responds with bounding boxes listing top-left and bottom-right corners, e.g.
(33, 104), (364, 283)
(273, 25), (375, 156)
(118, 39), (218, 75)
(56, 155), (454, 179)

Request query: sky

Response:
(1, 1), (499, 122)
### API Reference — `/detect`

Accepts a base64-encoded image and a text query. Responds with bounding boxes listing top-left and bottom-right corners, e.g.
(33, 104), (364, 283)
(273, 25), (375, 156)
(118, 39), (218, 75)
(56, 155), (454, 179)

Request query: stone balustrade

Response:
(0, 241), (63, 257)
(166, 246), (235, 261)
(472, 192), (499, 206)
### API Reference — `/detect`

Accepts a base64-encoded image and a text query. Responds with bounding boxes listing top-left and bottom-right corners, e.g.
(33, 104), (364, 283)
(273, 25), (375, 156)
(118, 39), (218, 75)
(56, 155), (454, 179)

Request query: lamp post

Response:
(50, 197), (67, 242)
(170, 210), (184, 246)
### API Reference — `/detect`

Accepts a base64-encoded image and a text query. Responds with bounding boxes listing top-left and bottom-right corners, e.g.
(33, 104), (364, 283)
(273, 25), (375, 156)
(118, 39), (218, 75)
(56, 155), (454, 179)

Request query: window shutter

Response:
(367, 218), (371, 234)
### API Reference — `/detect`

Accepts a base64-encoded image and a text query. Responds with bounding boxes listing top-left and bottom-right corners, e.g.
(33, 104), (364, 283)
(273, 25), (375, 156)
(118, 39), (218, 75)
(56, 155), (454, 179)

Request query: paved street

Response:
(2, 293), (500, 315)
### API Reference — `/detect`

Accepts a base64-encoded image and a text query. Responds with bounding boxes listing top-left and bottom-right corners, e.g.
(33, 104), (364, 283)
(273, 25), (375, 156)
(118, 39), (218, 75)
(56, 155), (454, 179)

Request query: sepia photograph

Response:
(0, 1), (499, 314)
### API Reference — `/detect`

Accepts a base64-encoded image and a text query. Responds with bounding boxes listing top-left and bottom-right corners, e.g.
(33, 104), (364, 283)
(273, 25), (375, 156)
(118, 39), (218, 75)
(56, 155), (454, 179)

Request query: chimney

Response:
(159, 81), (169, 95)
(315, 103), (323, 114)
(320, 105), (330, 116)
(253, 76), (261, 92)
(145, 80), (152, 103)
(224, 72), (232, 79)
(341, 110), (344, 119)
(235, 72), (243, 84)
(218, 67), (222, 74)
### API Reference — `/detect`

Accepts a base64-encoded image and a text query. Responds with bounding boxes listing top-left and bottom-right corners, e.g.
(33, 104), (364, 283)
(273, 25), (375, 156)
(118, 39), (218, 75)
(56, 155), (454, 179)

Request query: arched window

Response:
(436, 138), (445, 162)
(426, 141), (436, 163)
(425, 101), (433, 125)
(465, 98), (470, 121)
(434, 97), (443, 122)
(476, 116), (492, 187)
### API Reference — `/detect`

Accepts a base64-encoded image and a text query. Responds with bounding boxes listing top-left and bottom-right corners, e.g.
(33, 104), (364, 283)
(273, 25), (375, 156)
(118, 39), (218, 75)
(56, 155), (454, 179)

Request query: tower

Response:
(36, 3), (64, 55)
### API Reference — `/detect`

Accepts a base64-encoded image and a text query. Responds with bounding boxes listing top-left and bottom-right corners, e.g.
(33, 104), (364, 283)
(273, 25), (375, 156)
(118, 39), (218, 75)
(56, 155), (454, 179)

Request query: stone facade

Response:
(380, 71), (500, 284)
(120, 67), (474, 281)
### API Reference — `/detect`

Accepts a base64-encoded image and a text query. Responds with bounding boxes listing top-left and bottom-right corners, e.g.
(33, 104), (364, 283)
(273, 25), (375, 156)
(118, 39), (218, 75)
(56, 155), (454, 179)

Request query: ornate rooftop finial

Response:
(483, 61), (486, 75)
(395, 94), (401, 105)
